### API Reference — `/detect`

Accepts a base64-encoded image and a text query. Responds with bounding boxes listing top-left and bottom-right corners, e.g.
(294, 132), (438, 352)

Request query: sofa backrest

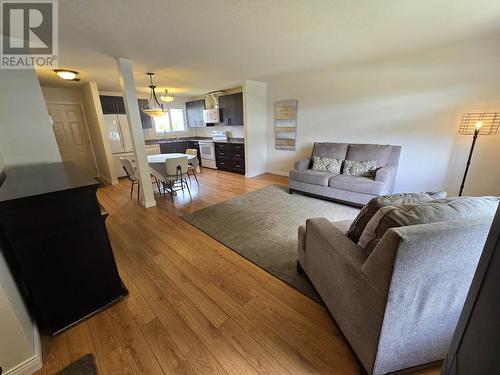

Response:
(311, 142), (401, 168)
(362, 217), (493, 375)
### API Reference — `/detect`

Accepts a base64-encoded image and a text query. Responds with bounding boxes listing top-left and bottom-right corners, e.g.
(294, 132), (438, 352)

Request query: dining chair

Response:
(120, 158), (162, 202)
(163, 156), (191, 202)
(185, 148), (200, 185)
(120, 158), (140, 202)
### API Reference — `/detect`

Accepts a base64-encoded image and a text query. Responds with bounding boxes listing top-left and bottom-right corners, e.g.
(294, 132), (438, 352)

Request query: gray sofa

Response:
(297, 196), (498, 374)
(289, 143), (401, 206)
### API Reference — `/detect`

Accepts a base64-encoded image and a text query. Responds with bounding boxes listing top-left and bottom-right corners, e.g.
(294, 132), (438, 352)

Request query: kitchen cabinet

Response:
(219, 93), (243, 126)
(215, 142), (245, 174)
(100, 95), (126, 114)
(186, 99), (205, 127)
(138, 99), (153, 129)
(100, 96), (153, 129)
(159, 140), (189, 154)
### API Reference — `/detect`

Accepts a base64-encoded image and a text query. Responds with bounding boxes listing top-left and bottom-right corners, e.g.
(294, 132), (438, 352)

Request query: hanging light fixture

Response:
(160, 89), (175, 103)
(141, 73), (167, 117)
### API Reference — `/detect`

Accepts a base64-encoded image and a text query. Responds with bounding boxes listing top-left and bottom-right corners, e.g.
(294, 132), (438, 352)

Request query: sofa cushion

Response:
(312, 142), (349, 160)
(346, 144), (393, 167)
(290, 169), (333, 186)
(343, 160), (377, 177)
(358, 196), (499, 253)
(346, 192), (446, 243)
(328, 175), (385, 195)
(311, 156), (342, 175)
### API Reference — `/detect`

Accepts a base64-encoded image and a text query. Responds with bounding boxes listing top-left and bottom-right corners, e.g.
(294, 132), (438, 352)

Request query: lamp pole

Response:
(459, 127), (480, 196)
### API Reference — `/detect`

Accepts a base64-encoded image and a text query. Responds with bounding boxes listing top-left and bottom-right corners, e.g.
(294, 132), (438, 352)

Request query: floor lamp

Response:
(458, 112), (499, 196)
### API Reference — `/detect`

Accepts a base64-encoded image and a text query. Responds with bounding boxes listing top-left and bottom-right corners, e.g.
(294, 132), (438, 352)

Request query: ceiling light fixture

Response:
(54, 69), (80, 81)
(141, 73), (167, 117)
(160, 89), (175, 103)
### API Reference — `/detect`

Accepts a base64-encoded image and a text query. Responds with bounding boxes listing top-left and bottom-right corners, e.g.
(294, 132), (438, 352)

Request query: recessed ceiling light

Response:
(54, 69), (80, 81)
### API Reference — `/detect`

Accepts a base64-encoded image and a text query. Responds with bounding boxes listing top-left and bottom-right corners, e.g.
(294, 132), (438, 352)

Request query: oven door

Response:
(199, 142), (215, 160)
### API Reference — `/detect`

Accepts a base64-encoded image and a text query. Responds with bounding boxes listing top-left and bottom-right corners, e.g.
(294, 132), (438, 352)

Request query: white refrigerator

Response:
(104, 114), (135, 178)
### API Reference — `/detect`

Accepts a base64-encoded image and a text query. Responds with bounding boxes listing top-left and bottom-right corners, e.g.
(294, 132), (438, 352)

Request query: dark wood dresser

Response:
(0, 162), (127, 335)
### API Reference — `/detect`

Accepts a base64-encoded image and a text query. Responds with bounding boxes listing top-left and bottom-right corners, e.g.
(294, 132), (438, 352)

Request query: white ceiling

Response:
(36, 0), (500, 96)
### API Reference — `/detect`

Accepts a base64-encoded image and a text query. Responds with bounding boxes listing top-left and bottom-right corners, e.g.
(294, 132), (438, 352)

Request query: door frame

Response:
(47, 101), (100, 177)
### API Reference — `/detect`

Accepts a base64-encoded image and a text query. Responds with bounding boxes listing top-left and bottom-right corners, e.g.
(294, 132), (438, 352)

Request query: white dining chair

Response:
(120, 157), (162, 202)
(185, 148), (200, 185)
(163, 156), (191, 201)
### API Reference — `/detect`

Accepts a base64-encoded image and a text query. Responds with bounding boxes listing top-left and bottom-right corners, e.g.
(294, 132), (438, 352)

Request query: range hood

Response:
(203, 90), (224, 124)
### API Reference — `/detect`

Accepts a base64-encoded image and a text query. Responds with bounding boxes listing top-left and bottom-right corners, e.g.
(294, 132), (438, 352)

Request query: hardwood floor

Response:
(34, 168), (440, 375)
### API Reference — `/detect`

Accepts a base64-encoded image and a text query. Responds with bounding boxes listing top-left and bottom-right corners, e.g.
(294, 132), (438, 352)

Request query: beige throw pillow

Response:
(343, 160), (377, 177)
(311, 156), (342, 175)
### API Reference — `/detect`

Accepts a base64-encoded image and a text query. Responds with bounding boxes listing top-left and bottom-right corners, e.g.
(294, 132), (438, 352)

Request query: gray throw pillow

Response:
(358, 196), (499, 254)
(343, 160), (377, 177)
(311, 156), (342, 175)
(346, 192), (446, 243)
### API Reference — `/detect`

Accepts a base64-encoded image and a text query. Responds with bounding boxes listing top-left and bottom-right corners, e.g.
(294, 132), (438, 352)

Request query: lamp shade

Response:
(459, 112), (499, 135)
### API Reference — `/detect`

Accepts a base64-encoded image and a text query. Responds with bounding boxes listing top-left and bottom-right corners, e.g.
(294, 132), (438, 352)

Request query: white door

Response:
(48, 103), (98, 177)
(103, 114), (124, 153)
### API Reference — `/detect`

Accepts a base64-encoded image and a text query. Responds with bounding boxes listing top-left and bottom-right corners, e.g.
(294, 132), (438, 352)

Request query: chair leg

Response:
(187, 173), (192, 185)
(193, 170), (199, 186)
(130, 181), (134, 198)
(169, 182), (174, 202)
(185, 178), (192, 200)
(137, 182), (140, 203)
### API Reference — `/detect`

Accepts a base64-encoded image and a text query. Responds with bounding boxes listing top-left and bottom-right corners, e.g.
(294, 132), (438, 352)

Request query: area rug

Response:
(56, 354), (97, 375)
(183, 185), (359, 302)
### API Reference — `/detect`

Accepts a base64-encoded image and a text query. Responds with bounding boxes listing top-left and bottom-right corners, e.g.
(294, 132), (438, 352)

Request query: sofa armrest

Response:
(305, 218), (367, 268)
(375, 165), (397, 194)
(294, 158), (311, 171)
(375, 165), (396, 183)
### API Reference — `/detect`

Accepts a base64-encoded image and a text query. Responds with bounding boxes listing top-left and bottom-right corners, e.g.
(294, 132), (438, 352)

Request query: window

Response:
(154, 109), (186, 133)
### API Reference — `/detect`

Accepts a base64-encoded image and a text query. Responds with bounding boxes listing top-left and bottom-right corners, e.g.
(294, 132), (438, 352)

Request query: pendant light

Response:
(160, 89), (175, 103)
(141, 73), (167, 117)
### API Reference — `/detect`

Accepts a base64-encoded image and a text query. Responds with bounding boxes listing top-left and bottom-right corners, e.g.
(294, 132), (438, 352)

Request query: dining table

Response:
(147, 153), (199, 181)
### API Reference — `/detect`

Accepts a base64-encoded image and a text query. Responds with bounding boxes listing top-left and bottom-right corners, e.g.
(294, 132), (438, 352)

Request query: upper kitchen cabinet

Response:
(99, 95), (126, 114)
(219, 92), (243, 126)
(186, 99), (205, 127)
(138, 99), (153, 129)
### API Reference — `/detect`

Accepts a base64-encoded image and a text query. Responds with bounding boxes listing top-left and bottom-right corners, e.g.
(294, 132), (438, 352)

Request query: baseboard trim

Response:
(4, 354), (42, 375)
(266, 169), (288, 177)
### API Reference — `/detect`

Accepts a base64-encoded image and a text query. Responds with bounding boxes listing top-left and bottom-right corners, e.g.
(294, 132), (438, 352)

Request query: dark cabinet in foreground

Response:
(0, 162), (127, 335)
(215, 142), (245, 174)
(219, 93), (243, 126)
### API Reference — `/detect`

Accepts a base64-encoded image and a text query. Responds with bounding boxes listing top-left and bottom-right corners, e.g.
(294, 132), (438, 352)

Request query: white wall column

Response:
(243, 80), (267, 177)
(117, 58), (156, 208)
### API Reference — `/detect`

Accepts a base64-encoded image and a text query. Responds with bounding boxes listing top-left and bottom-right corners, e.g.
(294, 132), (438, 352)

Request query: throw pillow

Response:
(346, 192), (443, 243)
(311, 156), (342, 175)
(342, 160), (377, 177)
(357, 196), (499, 254)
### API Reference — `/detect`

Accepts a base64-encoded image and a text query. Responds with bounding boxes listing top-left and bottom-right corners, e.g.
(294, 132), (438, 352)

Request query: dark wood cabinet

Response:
(0, 162), (127, 335)
(215, 142), (245, 174)
(159, 140), (189, 154)
(138, 99), (153, 129)
(186, 99), (205, 128)
(219, 93), (243, 126)
(100, 95), (126, 114)
(100, 96), (153, 129)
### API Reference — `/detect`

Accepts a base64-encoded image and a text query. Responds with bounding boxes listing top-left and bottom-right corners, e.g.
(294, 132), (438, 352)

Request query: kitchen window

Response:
(154, 109), (186, 133)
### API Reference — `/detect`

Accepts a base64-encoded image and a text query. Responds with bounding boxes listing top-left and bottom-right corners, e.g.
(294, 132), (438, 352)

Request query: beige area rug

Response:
(183, 185), (359, 302)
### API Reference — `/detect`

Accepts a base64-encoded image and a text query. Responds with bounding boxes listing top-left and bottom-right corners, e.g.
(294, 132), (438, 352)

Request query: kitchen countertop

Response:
(145, 137), (244, 145)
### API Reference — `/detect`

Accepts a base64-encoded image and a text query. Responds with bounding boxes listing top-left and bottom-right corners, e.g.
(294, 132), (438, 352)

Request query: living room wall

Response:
(264, 33), (500, 196)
